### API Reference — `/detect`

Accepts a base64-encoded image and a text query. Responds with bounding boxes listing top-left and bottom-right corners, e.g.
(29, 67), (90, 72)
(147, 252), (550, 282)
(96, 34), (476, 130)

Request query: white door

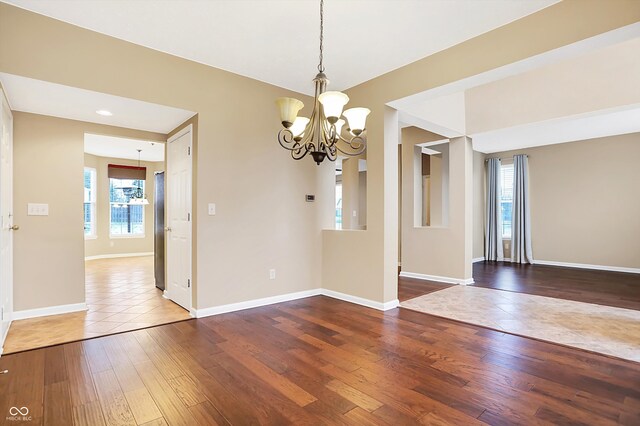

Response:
(166, 125), (192, 311)
(0, 88), (14, 348)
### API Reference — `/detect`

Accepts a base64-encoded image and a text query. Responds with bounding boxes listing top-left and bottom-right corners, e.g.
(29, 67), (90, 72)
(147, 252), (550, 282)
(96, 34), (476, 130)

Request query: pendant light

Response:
(130, 149), (149, 205)
(275, 0), (370, 165)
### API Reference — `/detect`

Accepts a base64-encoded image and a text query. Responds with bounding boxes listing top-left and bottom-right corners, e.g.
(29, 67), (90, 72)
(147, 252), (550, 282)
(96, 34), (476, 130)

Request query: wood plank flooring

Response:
(1, 295), (639, 425)
(398, 276), (453, 302)
(398, 263), (640, 309)
(472, 261), (640, 310)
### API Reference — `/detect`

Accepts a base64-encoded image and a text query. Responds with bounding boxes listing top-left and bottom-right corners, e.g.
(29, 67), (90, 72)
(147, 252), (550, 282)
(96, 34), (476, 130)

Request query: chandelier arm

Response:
(326, 144), (337, 162)
(335, 134), (367, 156)
(291, 144), (310, 160)
(277, 128), (301, 152)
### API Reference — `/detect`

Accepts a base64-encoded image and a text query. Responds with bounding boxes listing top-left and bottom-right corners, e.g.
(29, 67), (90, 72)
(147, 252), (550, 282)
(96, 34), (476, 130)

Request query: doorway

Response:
(82, 134), (191, 332)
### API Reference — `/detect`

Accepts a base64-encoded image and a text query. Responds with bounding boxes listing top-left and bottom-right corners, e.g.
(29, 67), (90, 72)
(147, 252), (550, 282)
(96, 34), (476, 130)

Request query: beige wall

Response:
(480, 133), (640, 269)
(325, 0), (640, 304)
(358, 171), (367, 228)
(0, 3), (335, 312)
(400, 127), (474, 281)
(3, 1), (639, 311)
(84, 153), (164, 258)
(472, 151), (486, 259)
(465, 37), (640, 134)
(341, 157), (360, 230)
(12, 112), (165, 311)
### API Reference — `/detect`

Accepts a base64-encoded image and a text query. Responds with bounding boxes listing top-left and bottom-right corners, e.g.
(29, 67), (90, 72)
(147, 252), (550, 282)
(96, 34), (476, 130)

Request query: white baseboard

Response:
(85, 252), (153, 261)
(192, 289), (322, 318)
(533, 260), (640, 274)
(472, 257), (485, 263)
(321, 289), (399, 311)
(399, 271), (474, 285)
(192, 288), (400, 319)
(12, 302), (88, 320)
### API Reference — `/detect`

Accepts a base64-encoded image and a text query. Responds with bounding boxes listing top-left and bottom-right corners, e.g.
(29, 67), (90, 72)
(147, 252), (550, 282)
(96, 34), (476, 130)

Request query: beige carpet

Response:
(401, 285), (640, 362)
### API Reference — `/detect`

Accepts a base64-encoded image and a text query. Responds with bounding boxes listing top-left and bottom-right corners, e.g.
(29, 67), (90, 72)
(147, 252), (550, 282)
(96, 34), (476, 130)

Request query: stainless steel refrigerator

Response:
(154, 171), (165, 290)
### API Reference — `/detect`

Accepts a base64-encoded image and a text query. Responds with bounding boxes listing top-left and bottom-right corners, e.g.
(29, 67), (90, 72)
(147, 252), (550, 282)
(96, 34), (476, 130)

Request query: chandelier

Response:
(275, 0), (370, 165)
(129, 149), (149, 205)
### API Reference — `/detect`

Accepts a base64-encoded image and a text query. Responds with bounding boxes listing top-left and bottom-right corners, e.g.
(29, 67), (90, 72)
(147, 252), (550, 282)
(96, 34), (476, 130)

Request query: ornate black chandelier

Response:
(275, 0), (370, 165)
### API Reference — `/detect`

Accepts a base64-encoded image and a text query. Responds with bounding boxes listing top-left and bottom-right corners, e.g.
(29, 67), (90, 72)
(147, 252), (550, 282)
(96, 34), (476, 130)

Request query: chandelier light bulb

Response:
(343, 107), (371, 135)
(275, 97), (304, 128)
(290, 117), (310, 137)
(318, 91), (349, 122)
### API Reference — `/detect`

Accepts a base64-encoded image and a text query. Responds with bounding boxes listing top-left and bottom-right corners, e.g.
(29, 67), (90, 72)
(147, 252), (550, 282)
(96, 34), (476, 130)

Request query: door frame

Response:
(0, 86), (13, 354)
(164, 124), (193, 313)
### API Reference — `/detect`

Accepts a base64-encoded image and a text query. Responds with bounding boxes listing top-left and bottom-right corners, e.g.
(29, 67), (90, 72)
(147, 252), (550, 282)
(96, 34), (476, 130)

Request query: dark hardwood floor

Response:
(472, 261), (640, 310)
(2, 295), (639, 425)
(398, 276), (453, 302)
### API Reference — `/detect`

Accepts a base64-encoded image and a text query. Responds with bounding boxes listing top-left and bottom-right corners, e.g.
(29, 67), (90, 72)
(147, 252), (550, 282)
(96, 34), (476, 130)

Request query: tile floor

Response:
(402, 285), (640, 362)
(3, 255), (190, 354)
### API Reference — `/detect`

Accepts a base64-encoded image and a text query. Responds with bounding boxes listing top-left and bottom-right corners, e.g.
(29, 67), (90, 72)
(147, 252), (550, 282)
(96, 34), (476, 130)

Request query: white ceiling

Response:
(3, 0), (557, 95)
(0, 72), (195, 133)
(85, 134), (164, 162)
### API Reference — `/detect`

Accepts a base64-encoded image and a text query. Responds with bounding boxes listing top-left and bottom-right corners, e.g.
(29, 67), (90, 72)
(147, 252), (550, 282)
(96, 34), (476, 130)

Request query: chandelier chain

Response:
(318, 0), (325, 73)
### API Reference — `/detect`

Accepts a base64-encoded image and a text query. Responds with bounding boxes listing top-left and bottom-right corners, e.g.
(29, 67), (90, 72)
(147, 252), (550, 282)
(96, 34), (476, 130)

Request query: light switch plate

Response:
(28, 203), (49, 216)
(208, 203), (216, 215)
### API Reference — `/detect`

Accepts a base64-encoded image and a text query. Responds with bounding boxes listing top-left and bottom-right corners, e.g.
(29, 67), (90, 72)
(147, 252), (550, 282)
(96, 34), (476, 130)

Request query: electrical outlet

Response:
(352, 210), (357, 217)
(269, 269), (276, 280)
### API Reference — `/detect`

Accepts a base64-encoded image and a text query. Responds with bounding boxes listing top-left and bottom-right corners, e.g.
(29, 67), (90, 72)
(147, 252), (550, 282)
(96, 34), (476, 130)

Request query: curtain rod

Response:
(484, 154), (528, 162)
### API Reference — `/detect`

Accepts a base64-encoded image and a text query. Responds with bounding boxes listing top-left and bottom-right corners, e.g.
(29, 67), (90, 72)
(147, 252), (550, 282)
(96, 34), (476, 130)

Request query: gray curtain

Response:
(511, 154), (534, 264)
(485, 158), (503, 261)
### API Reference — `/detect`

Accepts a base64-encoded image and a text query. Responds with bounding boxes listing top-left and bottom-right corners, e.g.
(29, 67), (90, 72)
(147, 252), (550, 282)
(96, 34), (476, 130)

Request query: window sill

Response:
(84, 235), (97, 240)
(110, 234), (146, 239)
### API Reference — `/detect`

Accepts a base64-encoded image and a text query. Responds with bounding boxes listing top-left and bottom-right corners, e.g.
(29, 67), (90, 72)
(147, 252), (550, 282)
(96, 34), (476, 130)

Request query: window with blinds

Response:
(109, 178), (145, 237)
(500, 163), (514, 238)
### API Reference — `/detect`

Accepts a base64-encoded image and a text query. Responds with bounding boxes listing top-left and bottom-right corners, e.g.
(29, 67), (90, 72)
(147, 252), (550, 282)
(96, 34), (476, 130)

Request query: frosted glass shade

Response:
(318, 91), (349, 120)
(343, 107), (370, 133)
(334, 119), (345, 136)
(290, 117), (310, 137)
(275, 97), (304, 127)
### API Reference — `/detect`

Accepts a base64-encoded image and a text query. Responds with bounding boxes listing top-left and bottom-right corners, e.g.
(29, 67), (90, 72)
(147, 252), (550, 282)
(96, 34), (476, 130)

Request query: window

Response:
(500, 163), (514, 238)
(109, 178), (145, 237)
(84, 168), (97, 238)
(335, 183), (343, 230)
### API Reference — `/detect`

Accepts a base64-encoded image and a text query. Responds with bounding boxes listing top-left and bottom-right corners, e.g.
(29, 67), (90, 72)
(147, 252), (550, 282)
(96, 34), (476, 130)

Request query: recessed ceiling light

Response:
(96, 109), (113, 116)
